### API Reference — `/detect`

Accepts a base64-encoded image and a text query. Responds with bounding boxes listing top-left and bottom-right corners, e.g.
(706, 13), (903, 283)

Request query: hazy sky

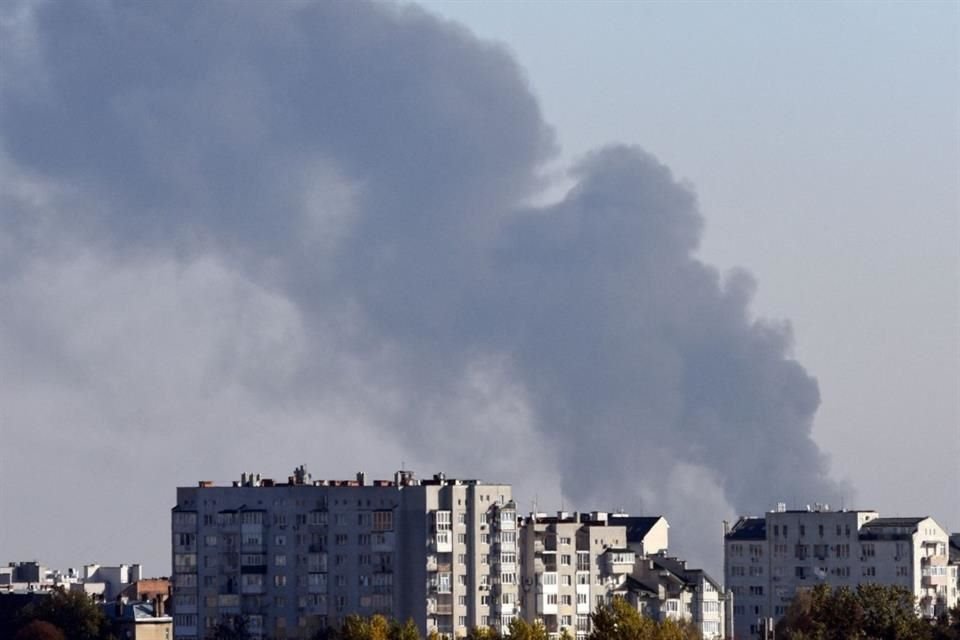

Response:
(0, 0), (957, 580)
(420, 1), (960, 519)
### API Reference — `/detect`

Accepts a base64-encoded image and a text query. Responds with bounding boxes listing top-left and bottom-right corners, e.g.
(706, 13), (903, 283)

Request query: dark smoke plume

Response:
(0, 0), (844, 571)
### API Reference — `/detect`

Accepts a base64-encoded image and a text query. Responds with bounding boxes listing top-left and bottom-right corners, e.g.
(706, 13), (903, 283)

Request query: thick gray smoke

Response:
(0, 0), (844, 573)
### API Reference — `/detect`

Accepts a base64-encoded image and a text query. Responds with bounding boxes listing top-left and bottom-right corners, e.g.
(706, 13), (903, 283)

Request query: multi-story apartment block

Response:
(171, 468), (518, 640)
(725, 505), (955, 639)
(517, 512), (723, 640)
(623, 554), (725, 639)
(518, 512), (630, 640)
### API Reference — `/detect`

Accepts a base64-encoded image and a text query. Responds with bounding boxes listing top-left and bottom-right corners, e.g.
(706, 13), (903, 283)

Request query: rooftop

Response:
(860, 517), (928, 528)
(725, 517), (767, 541)
(609, 515), (665, 542)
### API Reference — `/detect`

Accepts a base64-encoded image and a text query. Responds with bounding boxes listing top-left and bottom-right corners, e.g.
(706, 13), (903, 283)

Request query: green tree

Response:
(505, 619), (548, 640)
(342, 615), (372, 640)
(858, 583), (930, 640)
(466, 626), (501, 640)
(932, 605), (960, 640)
(14, 620), (67, 640)
(17, 588), (112, 640)
(390, 618), (422, 640)
(589, 597), (658, 640)
(778, 583), (934, 640)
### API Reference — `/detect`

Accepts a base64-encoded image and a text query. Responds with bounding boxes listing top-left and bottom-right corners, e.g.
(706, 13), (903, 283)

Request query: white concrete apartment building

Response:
(0, 561), (144, 600)
(171, 468), (518, 640)
(624, 554), (725, 640)
(518, 512), (724, 640)
(518, 512), (629, 640)
(724, 506), (955, 639)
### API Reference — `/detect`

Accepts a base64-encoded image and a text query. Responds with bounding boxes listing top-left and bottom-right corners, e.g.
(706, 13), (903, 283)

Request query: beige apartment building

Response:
(725, 505), (956, 639)
(518, 512), (724, 640)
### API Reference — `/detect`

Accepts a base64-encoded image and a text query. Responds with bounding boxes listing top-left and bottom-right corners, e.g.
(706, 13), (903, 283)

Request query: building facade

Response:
(171, 468), (518, 640)
(517, 512), (724, 640)
(725, 506), (955, 639)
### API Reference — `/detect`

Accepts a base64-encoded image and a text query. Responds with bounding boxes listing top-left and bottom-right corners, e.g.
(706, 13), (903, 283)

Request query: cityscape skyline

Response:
(0, 0), (956, 582)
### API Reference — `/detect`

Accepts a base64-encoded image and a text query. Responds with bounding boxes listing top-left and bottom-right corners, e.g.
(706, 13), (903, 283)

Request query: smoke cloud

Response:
(0, 0), (844, 573)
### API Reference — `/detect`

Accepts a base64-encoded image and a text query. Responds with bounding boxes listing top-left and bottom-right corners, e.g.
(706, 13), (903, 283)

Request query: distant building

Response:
(172, 468), (517, 640)
(0, 561), (145, 600)
(517, 511), (724, 640)
(724, 505), (955, 639)
(624, 553), (725, 639)
(0, 564), (165, 639)
(104, 598), (173, 640)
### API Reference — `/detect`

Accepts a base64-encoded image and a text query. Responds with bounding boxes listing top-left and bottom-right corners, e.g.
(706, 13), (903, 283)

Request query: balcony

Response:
(433, 532), (453, 553)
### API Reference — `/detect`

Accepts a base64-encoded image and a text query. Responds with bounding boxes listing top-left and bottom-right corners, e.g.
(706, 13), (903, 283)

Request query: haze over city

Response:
(0, 0), (956, 580)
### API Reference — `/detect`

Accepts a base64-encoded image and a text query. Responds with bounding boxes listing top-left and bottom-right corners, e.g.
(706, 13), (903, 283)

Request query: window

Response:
(560, 536), (572, 545)
(561, 554), (572, 566)
(458, 534), (467, 544)
(275, 554), (286, 566)
(561, 616), (572, 627)
(547, 594), (558, 605)
(274, 575), (287, 587)
(275, 535), (286, 546)
(576, 615), (590, 631)
(577, 593), (588, 605)
(373, 510), (393, 531)
(561, 575), (572, 586)
(458, 513), (467, 524)
(561, 595), (573, 606)
(435, 511), (452, 531)
(458, 554), (467, 565)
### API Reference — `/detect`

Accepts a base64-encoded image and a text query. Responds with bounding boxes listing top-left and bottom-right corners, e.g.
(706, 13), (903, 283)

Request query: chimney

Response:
(357, 471), (366, 486)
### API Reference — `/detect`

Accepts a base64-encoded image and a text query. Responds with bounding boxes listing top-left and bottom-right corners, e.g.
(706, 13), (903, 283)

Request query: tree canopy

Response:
(776, 584), (960, 640)
(16, 588), (113, 640)
(588, 597), (700, 640)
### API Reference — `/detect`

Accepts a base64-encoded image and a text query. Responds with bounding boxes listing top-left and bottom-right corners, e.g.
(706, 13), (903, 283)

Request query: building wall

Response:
(725, 509), (953, 640)
(172, 470), (514, 640)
